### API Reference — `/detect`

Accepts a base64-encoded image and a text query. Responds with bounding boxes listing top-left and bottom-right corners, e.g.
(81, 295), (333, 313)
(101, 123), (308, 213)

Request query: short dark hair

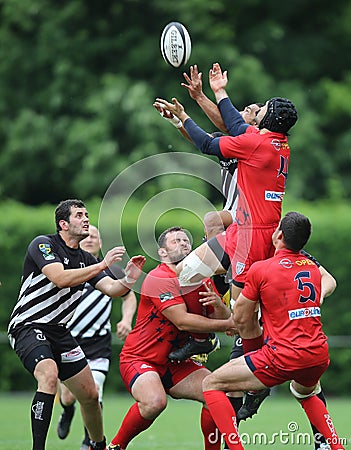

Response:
(55, 199), (86, 232)
(157, 226), (188, 248)
(280, 211), (311, 251)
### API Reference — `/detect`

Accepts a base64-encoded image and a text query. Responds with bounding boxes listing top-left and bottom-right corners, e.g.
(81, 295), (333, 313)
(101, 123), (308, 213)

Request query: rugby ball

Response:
(160, 22), (191, 68)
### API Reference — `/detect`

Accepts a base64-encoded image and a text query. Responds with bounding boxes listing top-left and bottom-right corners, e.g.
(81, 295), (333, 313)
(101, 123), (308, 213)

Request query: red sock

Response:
(110, 403), (153, 448)
(203, 390), (243, 450)
(300, 396), (344, 450)
(242, 335), (263, 353)
(200, 407), (221, 450)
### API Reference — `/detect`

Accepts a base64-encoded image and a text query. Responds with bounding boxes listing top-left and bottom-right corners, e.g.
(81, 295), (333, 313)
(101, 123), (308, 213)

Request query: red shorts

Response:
(215, 223), (276, 284)
(245, 345), (330, 388)
(120, 359), (205, 393)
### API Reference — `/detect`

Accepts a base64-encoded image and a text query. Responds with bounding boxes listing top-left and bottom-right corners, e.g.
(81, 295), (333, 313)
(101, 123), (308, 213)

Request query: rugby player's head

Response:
(258, 97), (298, 134)
(279, 211), (311, 251)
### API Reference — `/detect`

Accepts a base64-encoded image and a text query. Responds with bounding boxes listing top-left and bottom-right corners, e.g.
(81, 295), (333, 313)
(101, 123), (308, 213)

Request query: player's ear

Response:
(158, 247), (167, 258)
(59, 219), (69, 231)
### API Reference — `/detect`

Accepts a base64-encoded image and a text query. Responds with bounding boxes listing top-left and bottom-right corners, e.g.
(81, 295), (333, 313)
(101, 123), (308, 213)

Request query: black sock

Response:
(311, 390), (327, 449)
(82, 425), (90, 446)
(223, 397), (243, 449)
(31, 391), (55, 450)
(60, 398), (75, 413)
(89, 436), (106, 450)
(212, 274), (229, 296)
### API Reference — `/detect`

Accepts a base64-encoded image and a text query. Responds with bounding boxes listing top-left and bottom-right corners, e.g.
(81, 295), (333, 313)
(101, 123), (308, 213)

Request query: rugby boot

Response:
(236, 388), (271, 420)
(57, 403), (75, 439)
(169, 334), (220, 361)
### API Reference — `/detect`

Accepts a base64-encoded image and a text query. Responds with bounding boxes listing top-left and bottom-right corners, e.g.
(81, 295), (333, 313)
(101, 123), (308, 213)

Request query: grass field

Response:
(0, 393), (349, 449)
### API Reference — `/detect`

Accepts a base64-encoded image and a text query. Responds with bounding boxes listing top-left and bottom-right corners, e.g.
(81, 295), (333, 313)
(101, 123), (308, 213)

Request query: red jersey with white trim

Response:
(120, 263), (213, 366)
(219, 127), (290, 226)
(242, 248), (329, 369)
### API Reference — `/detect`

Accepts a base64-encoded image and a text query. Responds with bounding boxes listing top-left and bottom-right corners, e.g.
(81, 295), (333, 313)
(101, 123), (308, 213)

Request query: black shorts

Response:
(230, 335), (244, 360)
(9, 324), (87, 381)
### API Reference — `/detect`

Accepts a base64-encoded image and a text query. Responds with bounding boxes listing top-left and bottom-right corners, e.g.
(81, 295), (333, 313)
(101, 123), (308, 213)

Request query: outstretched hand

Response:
(124, 255), (146, 283)
(181, 65), (203, 100)
(209, 62), (228, 94)
(103, 246), (126, 269)
(155, 97), (188, 122)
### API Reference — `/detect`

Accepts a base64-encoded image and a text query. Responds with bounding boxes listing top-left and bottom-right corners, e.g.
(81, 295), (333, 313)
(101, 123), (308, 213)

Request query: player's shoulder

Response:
(149, 263), (176, 278)
(28, 234), (58, 253)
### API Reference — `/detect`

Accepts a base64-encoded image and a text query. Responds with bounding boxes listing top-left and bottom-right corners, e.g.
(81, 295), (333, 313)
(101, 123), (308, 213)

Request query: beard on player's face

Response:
(167, 247), (191, 264)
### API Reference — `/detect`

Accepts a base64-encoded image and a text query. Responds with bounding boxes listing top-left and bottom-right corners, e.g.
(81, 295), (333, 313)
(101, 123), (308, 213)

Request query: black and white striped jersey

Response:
(8, 233), (107, 336)
(219, 157), (239, 215)
(68, 265), (125, 341)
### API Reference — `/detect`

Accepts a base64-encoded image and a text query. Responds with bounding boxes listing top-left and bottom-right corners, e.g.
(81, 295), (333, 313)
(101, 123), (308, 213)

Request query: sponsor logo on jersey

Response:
(279, 258), (294, 269)
(159, 292), (174, 302)
(236, 262), (245, 275)
(34, 329), (46, 341)
(61, 346), (85, 362)
(288, 306), (321, 320)
(39, 243), (55, 260)
(140, 364), (153, 369)
(295, 258), (315, 266)
(63, 257), (69, 265)
(271, 139), (282, 151)
(265, 190), (285, 201)
(271, 139), (290, 151)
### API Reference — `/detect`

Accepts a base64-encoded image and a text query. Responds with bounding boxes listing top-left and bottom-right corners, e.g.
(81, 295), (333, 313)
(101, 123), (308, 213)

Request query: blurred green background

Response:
(0, 0), (350, 395)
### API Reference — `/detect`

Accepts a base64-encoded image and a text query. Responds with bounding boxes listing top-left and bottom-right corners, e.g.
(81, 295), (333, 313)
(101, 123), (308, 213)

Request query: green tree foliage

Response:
(0, 0), (350, 203)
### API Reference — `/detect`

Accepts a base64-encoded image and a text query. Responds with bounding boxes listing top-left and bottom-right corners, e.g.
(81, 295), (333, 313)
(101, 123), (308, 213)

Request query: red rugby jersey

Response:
(242, 248), (329, 368)
(120, 263), (213, 366)
(219, 127), (290, 226)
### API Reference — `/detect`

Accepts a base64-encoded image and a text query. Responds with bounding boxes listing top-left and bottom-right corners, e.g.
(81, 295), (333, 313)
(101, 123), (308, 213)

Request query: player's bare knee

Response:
(204, 211), (224, 238)
(34, 359), (59, 392)
(202, 373), (215, 392)
(142, 395), (167, 417)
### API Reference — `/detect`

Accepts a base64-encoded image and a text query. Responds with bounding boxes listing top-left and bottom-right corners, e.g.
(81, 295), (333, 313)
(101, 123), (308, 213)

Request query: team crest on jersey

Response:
(235, 262), (245, 275)
(38, 243), (55, 260)
(159, 292), (174, 302)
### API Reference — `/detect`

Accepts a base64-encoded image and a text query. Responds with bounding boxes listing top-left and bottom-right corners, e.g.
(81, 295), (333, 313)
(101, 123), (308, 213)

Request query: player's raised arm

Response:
(182, 64), (227, 132)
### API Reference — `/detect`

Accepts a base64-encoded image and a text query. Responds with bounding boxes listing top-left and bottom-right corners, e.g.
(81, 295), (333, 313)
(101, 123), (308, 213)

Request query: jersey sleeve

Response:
(83, 252), (109, 287)
(219, 127), (259, 160)
(27, 235), (64, 270)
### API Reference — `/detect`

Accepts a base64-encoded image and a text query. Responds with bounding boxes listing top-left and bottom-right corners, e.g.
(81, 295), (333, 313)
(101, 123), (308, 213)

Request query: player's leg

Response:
(79, 369), (107, 450)
(32, 357), (58, 450)
(291, 381), (344, 450)
(176, 239), (227, 286)
(223, 336), (244, 450)
(203, 356), (268, 450)
(169, 364), (221, 450)
(230, 283), (271, 422)
(57, 381), (76, 439)
(108, 371), (167, 450)
(65, 365), (106, 449)
(12, 326), (58, 450)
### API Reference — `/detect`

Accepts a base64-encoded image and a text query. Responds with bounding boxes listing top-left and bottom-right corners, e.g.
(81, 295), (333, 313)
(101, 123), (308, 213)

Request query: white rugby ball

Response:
(160, 22), (191, 68)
